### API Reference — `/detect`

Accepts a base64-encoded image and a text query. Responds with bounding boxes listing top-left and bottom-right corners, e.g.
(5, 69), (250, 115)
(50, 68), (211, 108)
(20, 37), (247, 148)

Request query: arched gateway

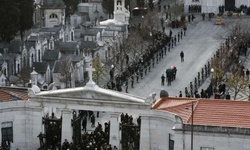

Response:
(29, 65), (177, 150)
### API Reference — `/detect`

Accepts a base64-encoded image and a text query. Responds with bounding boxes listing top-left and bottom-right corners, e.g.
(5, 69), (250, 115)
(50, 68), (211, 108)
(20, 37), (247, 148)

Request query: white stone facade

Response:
(43, 9), (65, 28)
(0, 101), (43, 150)
(184, 0), (250, 13)
(174, 126), (250, 150)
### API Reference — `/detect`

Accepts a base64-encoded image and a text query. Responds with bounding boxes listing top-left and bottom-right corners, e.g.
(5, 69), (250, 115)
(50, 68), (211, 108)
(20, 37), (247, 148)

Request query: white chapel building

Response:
(40, 0), (66, 28)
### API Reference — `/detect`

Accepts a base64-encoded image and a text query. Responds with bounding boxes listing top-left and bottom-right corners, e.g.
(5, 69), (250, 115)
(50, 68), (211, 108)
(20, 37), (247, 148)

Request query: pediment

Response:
(34, 86), (149, 105)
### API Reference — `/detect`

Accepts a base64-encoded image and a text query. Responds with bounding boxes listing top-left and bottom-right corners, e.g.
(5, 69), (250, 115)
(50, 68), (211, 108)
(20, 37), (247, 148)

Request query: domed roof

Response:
(160, 90), (169, 98)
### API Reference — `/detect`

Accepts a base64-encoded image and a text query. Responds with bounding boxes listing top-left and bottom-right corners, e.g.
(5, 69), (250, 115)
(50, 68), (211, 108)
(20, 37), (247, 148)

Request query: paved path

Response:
(127, 15), (225, 99)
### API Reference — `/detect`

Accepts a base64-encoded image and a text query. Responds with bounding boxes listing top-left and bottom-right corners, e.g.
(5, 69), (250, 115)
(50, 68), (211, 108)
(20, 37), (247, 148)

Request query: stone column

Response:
(61, 109), (72, 144)
(139, 115), (150, 150)
(109, 112), (120, 149)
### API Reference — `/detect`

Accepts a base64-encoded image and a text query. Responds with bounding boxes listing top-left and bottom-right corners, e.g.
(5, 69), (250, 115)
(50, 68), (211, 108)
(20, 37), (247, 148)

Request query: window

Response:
(200, 147), (215, 150)
(49, 13), (58, 19)
(169, 134), (174, 150)
(38, 50), (41, 62)
(2, 122), (13, 142)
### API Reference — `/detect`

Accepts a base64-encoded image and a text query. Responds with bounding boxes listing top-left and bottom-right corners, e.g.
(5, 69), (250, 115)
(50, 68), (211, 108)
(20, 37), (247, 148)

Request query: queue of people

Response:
(106, 27), (187, 93)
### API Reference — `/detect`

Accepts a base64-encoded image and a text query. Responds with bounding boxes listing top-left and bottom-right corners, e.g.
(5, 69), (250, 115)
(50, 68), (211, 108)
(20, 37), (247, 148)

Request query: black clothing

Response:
(161, 75), (165, 85)
(180, 51), (184, 62)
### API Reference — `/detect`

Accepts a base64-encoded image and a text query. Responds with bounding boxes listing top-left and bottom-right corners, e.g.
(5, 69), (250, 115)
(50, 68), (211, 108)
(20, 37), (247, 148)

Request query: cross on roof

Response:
(86, 64), (96, 83)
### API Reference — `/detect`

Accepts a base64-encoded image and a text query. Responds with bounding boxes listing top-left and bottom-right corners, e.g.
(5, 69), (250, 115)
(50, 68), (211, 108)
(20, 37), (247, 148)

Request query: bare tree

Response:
(59, 60), (72, 88)
(223, 20), (250, 61)
(226, 69), (248, 100)
(92, 56), (103, 85)
(212, 20), (250, 99)
(18, 66), (31, 87)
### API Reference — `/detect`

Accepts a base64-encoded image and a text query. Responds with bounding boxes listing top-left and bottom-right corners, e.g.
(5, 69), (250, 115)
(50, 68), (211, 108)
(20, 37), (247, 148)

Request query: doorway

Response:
(225, 0), (235, 11)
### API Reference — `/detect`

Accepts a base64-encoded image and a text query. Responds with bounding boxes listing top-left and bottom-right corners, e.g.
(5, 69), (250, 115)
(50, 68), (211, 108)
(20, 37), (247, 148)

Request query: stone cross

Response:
(86, 64), (96, 82)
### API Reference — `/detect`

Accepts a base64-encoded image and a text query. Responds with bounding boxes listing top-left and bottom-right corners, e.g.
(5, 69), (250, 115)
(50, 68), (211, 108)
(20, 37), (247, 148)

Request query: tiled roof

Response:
(81, 28), (102, 36)
(42, 0), (65, 8)
(42, 50), (59, 61)
(60, 54), (83, 62)
(56, 42), (78, 52)
(152, 97), (250, 128)
(8, 41), (24, 53)
(53, 60), (62, 73)
(80, 41), (98, 49)
(0, 87), (28, 102)
(33, 62), (48, 73)
(0, 42), (9, 53)
(39, 26), (61, 33)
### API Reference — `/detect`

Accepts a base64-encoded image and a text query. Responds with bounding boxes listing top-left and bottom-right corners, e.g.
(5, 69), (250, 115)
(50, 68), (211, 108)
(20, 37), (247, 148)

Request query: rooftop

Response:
(42, 0), (65, 8)
(0, 87), (29, 102)
(56, 42), (78, 52)
(152, 97), (250, 129)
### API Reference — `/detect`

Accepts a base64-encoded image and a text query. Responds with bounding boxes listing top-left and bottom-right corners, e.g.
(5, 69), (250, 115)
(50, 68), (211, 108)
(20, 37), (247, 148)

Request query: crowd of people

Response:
(62, 110), (113, 150)
(120, 113), (141, 150)
(188, 5), (202, 13)
(106, 27), (187, 93)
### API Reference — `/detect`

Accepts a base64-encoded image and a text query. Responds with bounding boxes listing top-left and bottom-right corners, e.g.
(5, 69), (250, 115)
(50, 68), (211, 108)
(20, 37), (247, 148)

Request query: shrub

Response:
(227, 11), (233, 16)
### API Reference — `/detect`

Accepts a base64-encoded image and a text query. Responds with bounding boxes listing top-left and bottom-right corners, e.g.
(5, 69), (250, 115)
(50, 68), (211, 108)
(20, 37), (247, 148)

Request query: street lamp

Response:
(211, 68), (214, 97)
(211, 68), (214, 79)
(141, 15), (144, 29)
(110, 65), (115, 81)
(185, 101), (194, 150)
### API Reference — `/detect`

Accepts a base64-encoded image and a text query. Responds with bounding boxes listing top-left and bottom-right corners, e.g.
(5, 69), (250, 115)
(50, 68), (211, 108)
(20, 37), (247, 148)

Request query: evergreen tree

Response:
(102, 0), (114, 19)
(63, 0), (79, 17)
(0, 0), (20, 42)
(136, 0), (145, 7)
(102, 0), (130, 19)
(19, 0), (34, 40)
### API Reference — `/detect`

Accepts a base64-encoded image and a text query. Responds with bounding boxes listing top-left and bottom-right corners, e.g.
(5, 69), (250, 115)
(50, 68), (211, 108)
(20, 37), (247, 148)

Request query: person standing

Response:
(191, 14), (195, 21)
(169, 29), (172, 38)
(62, 139), (70, 150)
(144, 62), (148, 75)
(171, 37), (174, 48)
(148, 61), (151, 72)
(161, 74), (166, 86)
(174, 35), (177, 46)
(136, 71), (139, 83)
(37, 132), (44, 147)
(126, 54), (129, 65)
(183, 26), (187, 36)
(91, 114), (95, 128)
(179, 91), (182, 97)
(180, 29), (183, 39)
(180, 51), (184, 62)
(82, 116), (87, 132)
(167, 76), (172, 86)
(177, 32), (180, 42)
(202, 13), (205, 21)
(125, 80), (128, 93)
(140, 67), (143, 79)
(131, 75), (134, 88)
